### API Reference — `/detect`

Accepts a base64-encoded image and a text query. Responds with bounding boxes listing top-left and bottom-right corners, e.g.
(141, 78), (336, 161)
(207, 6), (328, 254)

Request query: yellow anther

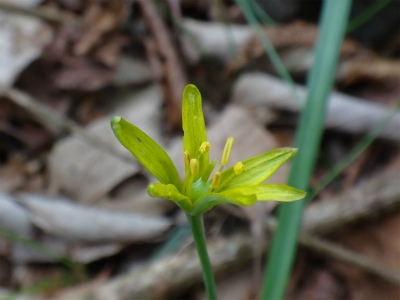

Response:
(190, 158), (199, 175)
(211, 172), (222, 189)
(234, 162), (245, 175)
(221, 137), (234, 166)
(184, 151), (191, 166)
(199, 141), (211, 154)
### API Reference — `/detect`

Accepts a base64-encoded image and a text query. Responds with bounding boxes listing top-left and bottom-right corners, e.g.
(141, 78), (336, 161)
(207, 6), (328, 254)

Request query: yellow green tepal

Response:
(110, 84), (306, 216)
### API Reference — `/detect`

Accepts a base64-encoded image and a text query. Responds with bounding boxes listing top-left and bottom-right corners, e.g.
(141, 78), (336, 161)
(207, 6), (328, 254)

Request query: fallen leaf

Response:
(48, 85), (162, 203)
(0, 0), (52, 86)
(0, 193), (32, 237)
(17, 193), (172, 243)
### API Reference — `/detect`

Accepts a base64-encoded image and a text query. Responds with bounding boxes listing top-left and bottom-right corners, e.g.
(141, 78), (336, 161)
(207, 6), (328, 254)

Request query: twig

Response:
(0, 85), (133, 163)
(302, 168), (400, 235)
(0, 0), (81, 25)
(298, 233), (400, 286)
(137, 0), (187, 129)
(59, 168), (400, 299)
(232, 73), (400, 143)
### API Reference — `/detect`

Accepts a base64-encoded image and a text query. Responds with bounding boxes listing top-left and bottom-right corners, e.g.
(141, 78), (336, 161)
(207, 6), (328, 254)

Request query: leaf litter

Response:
(0, 0), (399, 299)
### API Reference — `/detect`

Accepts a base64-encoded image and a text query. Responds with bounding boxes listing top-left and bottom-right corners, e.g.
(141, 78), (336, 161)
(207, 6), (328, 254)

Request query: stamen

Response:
(234, 162), (245, 175)
(221, 137), (234, 166)
(184, 151), (191, 166)
(210, 172), (222, 189)
(190, 158), (199, 175)
(199, 141), (211, 154)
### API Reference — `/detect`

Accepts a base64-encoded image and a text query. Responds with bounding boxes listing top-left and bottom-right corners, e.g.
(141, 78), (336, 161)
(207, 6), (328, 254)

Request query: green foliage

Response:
(234, 0), (302, 106)
(260, 1), (352, 299)
(182, 84), (209, 178)
(111, 116), (182, 190)
(347, 0), (392, 33)
(218, 148), (298, 191)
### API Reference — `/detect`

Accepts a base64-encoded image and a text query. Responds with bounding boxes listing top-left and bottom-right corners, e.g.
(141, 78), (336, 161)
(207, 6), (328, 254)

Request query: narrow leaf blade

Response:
(111, 116), (181, 189)
(222, 184), (306, 202)
(219, 148), (298, 191)
(182, 84), (208, 176)
(147, 183), (191, 212)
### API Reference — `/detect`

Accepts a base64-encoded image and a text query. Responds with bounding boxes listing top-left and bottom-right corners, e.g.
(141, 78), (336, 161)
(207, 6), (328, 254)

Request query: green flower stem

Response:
(186, 213), (217, 300)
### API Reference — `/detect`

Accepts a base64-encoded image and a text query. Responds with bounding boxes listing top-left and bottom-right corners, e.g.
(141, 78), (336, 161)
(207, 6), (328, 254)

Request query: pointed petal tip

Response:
(147, 183), (157, 197)
(282, 147), (298, 152)
(111, 116), (122, 127)
(283, 147), (299, 156)
(184, 83), (199, 91)
(183, 84), (200, 99)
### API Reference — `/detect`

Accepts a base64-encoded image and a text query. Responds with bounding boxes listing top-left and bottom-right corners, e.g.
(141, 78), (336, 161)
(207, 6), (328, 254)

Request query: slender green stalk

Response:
(235, 0), (302, 106)
(4, 273), (76, 300)
(0, 227), (78, 271)
(260, 1), (352, 299)
(249, 1), (277, 26)
(186, 214), (217, 300)
(308, 102), (399, 202)
(347, 0), (391, 33)
(214, 0), (239, 59)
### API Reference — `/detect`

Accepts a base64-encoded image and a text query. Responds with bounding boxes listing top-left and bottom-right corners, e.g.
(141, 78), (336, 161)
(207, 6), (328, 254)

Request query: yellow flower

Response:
(111, 84), (306, 216)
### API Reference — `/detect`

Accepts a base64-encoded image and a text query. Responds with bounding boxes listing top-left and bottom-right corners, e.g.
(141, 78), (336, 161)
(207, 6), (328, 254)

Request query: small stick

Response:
(0, 0), (81, 25)
(137, 0), (187, 128)
(0, 85), (133, 163)
(298, 233), (400, 286)
(302, 168), (400, 235)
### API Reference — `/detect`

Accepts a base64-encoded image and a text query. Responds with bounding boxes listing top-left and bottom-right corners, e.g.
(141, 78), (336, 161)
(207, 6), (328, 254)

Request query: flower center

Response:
(183, 137), (246, 200)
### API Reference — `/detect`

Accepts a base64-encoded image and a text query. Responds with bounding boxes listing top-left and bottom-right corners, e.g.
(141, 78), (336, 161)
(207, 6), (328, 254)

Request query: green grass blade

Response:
(234, 0), (302, 106)
(309, 101), (399, 202)
(347, 0), (391, 33)
(4, 273), (76, 300)
(150, 224), (191, 261)
(260, 1), (352, 299)
(213, 0), (239, 59)
(0, 227), (78, 271)
(248, 1), (277, 26)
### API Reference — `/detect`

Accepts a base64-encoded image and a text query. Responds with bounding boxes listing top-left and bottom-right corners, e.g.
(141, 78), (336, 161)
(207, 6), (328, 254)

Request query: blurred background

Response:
(0, 0), (399, 299)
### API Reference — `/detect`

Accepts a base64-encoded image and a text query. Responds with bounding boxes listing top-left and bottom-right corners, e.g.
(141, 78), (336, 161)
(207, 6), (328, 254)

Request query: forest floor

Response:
(0, 1), (399, 299)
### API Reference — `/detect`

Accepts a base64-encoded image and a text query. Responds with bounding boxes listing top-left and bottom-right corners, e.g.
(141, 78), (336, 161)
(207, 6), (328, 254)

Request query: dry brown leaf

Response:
(288, 268), (346, 300)
(232, 73), (400, 143)
(329, 213), (400, 300)
(197, 266), (257, 300)
(0, 156), (27, 192)
(0, 0), (53, 86)
(47, 86), (163, 204)
(73, 0), (129, 56)
(52, 56), (114, 91)
(0, 193), (32, 237)
(17, 193), (172, 243)
(112, 55), (152, 86)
